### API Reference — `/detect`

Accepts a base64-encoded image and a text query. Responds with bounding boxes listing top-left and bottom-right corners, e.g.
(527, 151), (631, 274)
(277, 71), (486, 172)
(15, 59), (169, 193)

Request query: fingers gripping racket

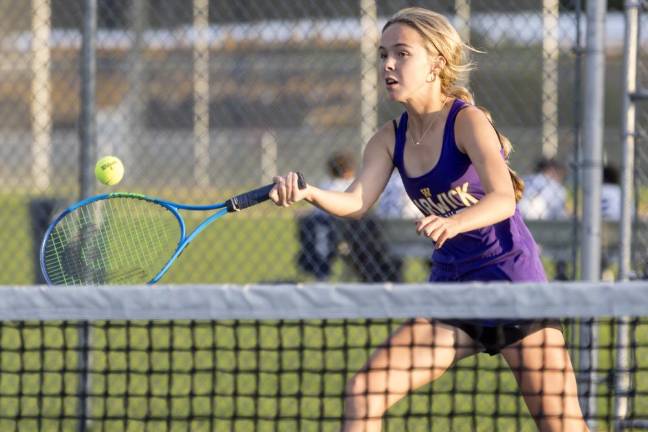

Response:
(40, 174), (306, 286)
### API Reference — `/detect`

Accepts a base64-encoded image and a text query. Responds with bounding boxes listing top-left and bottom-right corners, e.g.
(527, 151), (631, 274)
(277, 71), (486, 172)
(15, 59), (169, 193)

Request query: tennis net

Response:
(0, 282), (647, 431)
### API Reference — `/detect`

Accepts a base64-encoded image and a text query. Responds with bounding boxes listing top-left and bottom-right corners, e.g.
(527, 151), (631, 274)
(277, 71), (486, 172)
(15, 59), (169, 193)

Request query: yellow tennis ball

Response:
(95, 156), (124, 186)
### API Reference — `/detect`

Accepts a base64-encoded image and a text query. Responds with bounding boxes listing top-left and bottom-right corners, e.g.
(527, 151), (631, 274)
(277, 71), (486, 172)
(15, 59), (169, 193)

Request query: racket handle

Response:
(226, 172), (306, 212)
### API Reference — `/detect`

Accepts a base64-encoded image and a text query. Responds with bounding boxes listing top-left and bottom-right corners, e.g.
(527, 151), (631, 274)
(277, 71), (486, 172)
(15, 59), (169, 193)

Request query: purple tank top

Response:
(393, 99), (546, 282)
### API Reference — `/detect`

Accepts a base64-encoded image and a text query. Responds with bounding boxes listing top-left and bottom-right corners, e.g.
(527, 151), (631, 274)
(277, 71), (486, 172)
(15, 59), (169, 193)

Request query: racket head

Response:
(40, 193), (183, 285)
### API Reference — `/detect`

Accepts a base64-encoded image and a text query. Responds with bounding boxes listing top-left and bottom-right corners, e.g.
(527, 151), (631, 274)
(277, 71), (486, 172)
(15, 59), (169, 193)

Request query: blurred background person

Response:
(297, 151), (402, 282)
(600, 163), (626, 281)
(296, 151), (356, 280)
(319, 151), (357, 195)
(518, 158), (568, 220)
(601, 163), (621, 221)
(377, 173), (420, 219)
(518, 158), (569, 280)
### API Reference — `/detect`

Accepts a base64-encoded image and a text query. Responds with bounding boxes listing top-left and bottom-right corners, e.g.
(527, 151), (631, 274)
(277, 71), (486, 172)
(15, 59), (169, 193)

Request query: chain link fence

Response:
(0, 0), (601, 284)
(632, 8), (648, 278)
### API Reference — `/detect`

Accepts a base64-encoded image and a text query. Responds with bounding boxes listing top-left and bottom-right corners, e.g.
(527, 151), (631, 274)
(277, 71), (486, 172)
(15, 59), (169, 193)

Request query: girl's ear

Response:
(434, 55), (446, 73)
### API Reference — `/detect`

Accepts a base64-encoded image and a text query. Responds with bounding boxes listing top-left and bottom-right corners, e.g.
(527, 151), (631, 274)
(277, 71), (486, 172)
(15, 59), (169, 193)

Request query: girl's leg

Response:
(500, 325), (590, 432)
(341, 319), (480, 432)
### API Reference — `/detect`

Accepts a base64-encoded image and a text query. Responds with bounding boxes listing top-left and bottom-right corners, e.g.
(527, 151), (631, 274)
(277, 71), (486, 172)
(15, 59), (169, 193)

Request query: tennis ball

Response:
(95, 156), (124, 186)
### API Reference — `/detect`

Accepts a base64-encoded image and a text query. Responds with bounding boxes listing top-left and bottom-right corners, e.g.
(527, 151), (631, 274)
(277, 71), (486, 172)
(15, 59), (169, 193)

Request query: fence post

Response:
(193, 0), (210, 187)
(580, 0), (607, 428)
(359, 0), (378, 155)
(31, 0), (52, 191)
(542, 0), (559, 159)
(77, 2), (97, 431)
(615, 1), (640, 429)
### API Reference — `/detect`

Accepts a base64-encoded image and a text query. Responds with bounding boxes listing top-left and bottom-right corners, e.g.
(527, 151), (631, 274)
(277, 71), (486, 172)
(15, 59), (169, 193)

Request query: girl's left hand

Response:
(416, 215), (461, 249)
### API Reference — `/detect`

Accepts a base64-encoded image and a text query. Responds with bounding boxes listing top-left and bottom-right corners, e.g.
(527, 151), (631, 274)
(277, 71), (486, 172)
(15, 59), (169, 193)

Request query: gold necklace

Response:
(410, 97), (448, 145)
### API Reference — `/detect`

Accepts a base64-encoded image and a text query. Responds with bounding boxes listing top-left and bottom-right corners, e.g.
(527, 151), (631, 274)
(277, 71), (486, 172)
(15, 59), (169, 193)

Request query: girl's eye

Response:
(379, 52), (387, 59)
(399, 51), (409, 57)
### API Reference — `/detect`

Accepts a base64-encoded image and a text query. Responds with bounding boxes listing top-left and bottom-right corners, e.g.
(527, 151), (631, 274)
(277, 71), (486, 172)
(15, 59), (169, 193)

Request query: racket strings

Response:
(43, 197), (180, 284)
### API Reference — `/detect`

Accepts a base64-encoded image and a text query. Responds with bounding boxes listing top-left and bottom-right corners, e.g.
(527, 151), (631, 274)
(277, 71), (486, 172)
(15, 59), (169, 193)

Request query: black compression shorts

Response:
(438, 319), (563, 356)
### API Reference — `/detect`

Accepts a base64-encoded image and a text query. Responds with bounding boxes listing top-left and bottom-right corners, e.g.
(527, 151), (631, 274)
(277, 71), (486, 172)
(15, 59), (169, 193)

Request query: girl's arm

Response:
(451, 106), (517, 229)
(417, 106), (516, 247)
(271, 122), (396, 219)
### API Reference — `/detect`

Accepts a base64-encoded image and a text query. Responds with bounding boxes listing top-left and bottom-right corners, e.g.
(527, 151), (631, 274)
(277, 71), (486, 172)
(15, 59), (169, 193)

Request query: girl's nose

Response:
(383, 57), (395, 71)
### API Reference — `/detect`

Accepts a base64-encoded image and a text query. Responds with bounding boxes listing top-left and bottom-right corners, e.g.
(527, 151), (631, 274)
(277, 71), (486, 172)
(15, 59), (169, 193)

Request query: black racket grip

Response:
(226, 172), (306, 212)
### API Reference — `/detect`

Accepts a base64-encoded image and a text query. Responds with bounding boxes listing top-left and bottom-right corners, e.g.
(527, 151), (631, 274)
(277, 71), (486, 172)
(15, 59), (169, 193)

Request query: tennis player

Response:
(270, 7), (588, 432)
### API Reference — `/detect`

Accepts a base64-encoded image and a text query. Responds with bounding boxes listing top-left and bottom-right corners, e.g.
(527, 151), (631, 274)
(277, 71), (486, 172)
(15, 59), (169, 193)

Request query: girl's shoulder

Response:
(453, 104), (508, 159)
(365, 118), (401, 159)
(454, 103), (485, 126)
(454, 105), (494, 145)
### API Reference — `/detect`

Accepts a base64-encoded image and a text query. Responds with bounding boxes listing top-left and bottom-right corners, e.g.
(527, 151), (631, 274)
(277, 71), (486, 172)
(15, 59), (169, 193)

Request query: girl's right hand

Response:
(270, 171), (309, 207)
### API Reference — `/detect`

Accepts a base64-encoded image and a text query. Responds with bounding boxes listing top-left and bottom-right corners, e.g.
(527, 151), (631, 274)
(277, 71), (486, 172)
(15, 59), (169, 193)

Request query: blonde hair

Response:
(383, 7), (525, 202)
(478, 107), (525, 202)
(382, 7), (474, 103)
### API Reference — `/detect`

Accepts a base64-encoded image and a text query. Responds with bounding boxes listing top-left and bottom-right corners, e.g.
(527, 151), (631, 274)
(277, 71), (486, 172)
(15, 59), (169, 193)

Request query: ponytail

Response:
(475, 104), (525, 202)
(448, 85), (474, 105)
(443, 86), (525, 202)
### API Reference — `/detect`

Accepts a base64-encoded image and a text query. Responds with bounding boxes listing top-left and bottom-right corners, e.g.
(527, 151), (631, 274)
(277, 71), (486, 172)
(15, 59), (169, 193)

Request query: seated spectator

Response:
(296, 151), (355, 280)
(377, 173), (420, 219)
(601, 163), (621, 221)
(518, 158), (569, 280)
(317, 151), (356, 195)
(518, 158), (568, 220)
(296, 212), (337, 280)
(600, 164), (626, 281)
(296, 151), (401, 282)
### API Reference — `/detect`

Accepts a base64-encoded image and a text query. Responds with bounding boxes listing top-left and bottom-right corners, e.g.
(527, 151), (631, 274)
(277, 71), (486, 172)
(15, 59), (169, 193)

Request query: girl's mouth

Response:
(385, 77), (399, 88)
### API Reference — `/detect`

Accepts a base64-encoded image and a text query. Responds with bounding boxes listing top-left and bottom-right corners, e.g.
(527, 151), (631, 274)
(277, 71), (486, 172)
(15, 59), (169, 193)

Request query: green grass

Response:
(0, 194), (35, 284)
(0, 320), (645, 431)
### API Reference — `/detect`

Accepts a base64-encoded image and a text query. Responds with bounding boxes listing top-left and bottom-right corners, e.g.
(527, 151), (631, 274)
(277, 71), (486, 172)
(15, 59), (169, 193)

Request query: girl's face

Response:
(379, 23), (435, 102)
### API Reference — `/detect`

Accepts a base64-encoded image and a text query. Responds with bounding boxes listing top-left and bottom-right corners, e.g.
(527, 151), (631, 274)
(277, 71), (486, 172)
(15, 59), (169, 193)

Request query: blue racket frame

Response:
(40, 174), (304, 285)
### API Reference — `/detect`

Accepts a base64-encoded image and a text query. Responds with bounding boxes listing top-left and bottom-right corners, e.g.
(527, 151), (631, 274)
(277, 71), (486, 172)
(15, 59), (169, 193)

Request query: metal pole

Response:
(193, 0), (210, 187)
(571, 0), (584, 282)
(581, 2), (606, 280)
(567, 0), (585, 377)
(359, 0), (378, 154)
(619, 3), (638, 281)
(542, 0), (560, 159)
(614, 2), (639, 428)
(124, 0), (147, 182)
(79, 0), (97, 200)
(579, 0), (607, 428)
(31, 0), (52, 191)
(77, 2), (97, 430)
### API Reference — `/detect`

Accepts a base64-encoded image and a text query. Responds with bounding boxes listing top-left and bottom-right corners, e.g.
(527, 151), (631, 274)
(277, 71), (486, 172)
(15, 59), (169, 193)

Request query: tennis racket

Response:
(40, 174), (306, 285)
